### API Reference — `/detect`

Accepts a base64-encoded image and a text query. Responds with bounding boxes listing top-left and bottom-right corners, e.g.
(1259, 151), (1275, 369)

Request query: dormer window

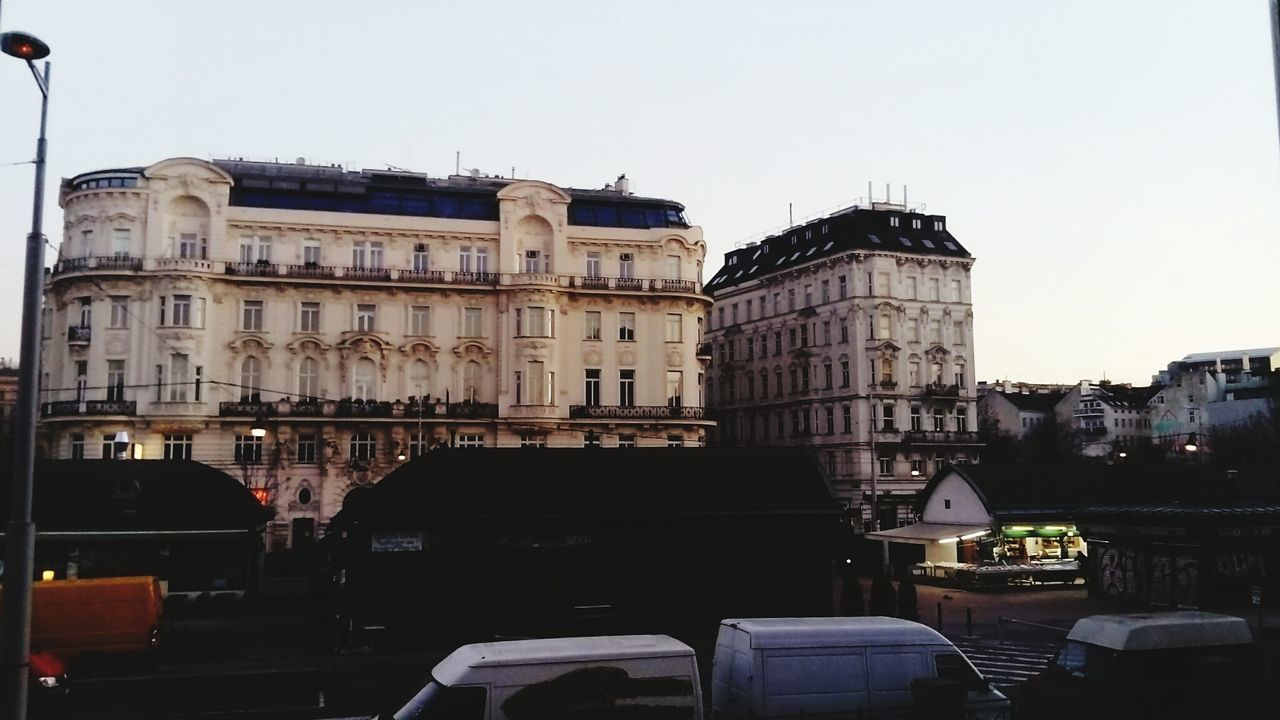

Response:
(912, 218), (921, 229)
(934, 220), (944, 231)
(889, 216), (900, 228)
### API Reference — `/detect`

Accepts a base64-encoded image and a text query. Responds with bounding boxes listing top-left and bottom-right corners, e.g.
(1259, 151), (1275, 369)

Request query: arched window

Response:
(408, 360), (431, 400)
(297, 357), (319, 401)
(353, 357), (377, 401)
(462, 360), (481, 403)
(240, 356), (261, 401)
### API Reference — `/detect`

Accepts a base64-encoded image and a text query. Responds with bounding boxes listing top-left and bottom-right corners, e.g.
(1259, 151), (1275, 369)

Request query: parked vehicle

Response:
(1023, 611), (1261, 719)
(1, 576), (163, 690)
(381, 634), (703, 720)
(710, 617), (1008, 719)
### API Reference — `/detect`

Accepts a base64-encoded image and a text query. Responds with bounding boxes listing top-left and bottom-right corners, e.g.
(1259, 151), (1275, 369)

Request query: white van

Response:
(711, 617), (1008, 719)
(383, 634), (703, 720)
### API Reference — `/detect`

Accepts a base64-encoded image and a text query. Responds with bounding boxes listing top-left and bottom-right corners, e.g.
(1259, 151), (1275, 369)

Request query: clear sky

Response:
(1, 1), (1276, 386)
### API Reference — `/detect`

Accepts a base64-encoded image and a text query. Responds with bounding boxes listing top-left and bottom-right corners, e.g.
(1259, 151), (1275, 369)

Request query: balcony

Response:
(658, 279), (697, 293)
(615, 277), (645, 291)
(219, 400), (276, 417)
(878, 380), (899, 391)
(696, 342), (713, 359)
(922, 382), (961, 399)
(568, 405), (706, 420)
(87, 399), (137, 415)
(336, 399), (395, 418)
(579, 276), (610, 290)
(903, 430), (982, 446)
(446, 401), (498, 419)
(225, 261), (279, 277)
(507, 272), (560, 288)
(450, 271), (499, 286)
(395, 269), (447, 283)
(1073, 406), (1105, 417)
(67, 326), (91, 346)
(41, 399), (137, 417)
(52, 255), (142, 276)
(284, 263), (337, 279)
(154, 257), (215, 273)
(343, 266), (392, 282)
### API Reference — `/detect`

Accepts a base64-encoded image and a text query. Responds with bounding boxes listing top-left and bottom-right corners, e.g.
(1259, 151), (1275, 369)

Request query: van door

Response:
(932, 651), (1008, 719)
(866, 648), (927, 713)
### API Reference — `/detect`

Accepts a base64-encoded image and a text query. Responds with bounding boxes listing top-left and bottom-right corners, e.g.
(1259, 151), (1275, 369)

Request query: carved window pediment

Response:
(453, 340), (493, 359)
(287, 335), (332, 355)
(229, 335), (273, 354)
(400, 340), (441, 359)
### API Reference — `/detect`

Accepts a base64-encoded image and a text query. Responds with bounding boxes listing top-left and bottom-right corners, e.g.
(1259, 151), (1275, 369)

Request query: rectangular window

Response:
(234, 434), (263, 464)
(665, 255), (681, 279)
(300, 301), (321, 333)
(666, 370), (683, 407)
(525, 361), (550, 404)
(70, 433), (85, 460)
(297, 433), (317, 463)
(112, 228), (131, 257)
(882, 402), (896, 431)
(953, 321), (965, 345)
(586, 251), (602, 277)
(618, 312), (636, 341)
(821, 280), (830, 303)
(929, 319), (943, 345)
(351, 240), (383, 268)
(667, 435), (684, 448)
(524, 250), (544, 273)
(879, 455), (894, 476)
(933, 408), (946, 432)
(911, 406), (923, 432)
(665, 314), (682, 342)
(584, 311), (602, 340)
(955, 407), (969, 432)
(908, 318), (921, 344)
(106, 360), (126, 402)
(928, 277), (940, 301)
(774, 332), (782, 355)
(788, 289), (796, 311)
(242, 300), (264, 331)
(168, 354), (189, 402)
(413, 244), (430, 272)
(585, 369), (601, 406)
(456, 433), (485, 448)
(240, 235), (272, 263)
(617, 434), (636, 448)
(951, 279), (963, 302)
(838, 275), (848, 299)
(910, 361), (922, 386)
(101, 434), (115, 459)
(519, 433), (547, 448)
(619, 369), (636, 407)
(356, 304), (376, 332)
(875, 271), (891, 296)
(74, 361), (88, 402)
(825, 406), (835, 434)
(804, 285), (813, 307)
(407, 431), (429, 459)
(303, 238), (322, 265)
(171, 295), (192, 327)
(109, 296), (129, 328)
(163, 434), (193, 460)
(463, 307), (483, 337)
(843, 405), (853, 434)
(409, 305), (430, 336)
(178, 233), (198, 259)
(906, 276), (918, 300)
(619, 253), (634, 278)
(841, 361), (850, 388)
(458, 246), (472, 272)
(350, 433), (377, 461)
(522, 306), (551, 337)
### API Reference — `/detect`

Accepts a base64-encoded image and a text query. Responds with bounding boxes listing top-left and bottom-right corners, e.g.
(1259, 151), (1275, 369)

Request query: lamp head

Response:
(1, 31), (50, 61)
(1184, 433), (1199, 452)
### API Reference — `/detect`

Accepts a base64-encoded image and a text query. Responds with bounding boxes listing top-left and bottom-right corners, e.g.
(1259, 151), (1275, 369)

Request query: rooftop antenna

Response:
(455, 151), (460, 176)
(886, 183), (891, 204)
(789, 202), (793, 227)
(511, 166), (515, 179)
(867, 180), (872, 205)
(385, 163), (410, 173)
(904, 185), (908, 208)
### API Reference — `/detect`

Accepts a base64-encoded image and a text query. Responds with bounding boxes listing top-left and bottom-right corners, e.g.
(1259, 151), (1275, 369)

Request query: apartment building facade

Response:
(38, 157), (712, 546)
(704, 203), (978, 528)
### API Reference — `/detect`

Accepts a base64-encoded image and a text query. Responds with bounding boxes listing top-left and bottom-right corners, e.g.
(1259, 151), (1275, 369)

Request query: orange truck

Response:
(0, 576), (163, 689)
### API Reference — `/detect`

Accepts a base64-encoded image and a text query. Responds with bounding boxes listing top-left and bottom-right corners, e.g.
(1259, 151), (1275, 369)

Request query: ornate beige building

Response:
(704, 202), (978, 528)
(39, 157), (712, 547)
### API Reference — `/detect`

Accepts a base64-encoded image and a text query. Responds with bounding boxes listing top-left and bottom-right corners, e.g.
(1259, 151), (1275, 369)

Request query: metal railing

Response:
(284, 263), (337, 278)
(225, 261), (279, 276)
(67, 326), (91, 344)
(568, 405), (705, 419)
(51, 255), (142, 275)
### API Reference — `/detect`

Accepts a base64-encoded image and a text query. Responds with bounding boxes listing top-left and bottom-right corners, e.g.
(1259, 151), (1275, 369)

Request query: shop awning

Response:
(865, 523), (991, 545)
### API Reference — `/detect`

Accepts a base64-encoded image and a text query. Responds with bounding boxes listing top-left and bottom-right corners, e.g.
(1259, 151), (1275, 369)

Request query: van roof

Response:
(1067, 612), (1254, 651)
(433, 635), (693, 684)
(721, 617), (950, 649)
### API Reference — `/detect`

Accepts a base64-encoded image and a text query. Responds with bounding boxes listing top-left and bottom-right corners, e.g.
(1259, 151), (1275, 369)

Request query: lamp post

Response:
(1, 29), (52, 720)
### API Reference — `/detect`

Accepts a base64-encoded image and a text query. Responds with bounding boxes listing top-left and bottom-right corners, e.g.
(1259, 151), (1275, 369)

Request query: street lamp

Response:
(1184, 433), (1199, 453)
(0, 29), (52, 720)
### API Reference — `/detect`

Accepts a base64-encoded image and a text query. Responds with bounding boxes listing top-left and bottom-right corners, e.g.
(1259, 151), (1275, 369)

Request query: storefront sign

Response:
(371, 531), (424, 552)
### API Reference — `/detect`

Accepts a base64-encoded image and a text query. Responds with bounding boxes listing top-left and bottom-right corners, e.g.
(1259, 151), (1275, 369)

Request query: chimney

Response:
(1003, 379), (1012, 394)
(1241, 352), (1252, 378)
(615, 174), (630, 195)
(1080, 379), (1091, 396)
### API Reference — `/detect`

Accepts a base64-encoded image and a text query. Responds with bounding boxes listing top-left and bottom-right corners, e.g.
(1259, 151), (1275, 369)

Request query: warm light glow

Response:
(130, 444), (143, 460)
(1117, 451), (1128, 458)
(1184, 441), (1198, 452)
(910, 469), (922, 477)
(250, 488), (270, 505)
(1042, 526), (1067, 532)
(397, 452), (407, 461)
(938, 536), (960, 544)
(1007, 526), (1035, 532)
(250, 426), (267, 438)
(41, 570), (55, 582)
(960, 530), (990, 541)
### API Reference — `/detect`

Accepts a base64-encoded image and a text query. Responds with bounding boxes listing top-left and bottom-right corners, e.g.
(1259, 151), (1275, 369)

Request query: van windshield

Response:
(390, 679), (486, 720)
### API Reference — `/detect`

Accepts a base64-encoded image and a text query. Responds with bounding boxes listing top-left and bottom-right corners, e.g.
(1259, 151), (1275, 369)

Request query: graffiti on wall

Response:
(1099, 545), (1145, 599)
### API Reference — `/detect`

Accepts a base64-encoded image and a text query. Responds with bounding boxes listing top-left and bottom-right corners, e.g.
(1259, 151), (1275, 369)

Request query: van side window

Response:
(394, 683), (486, 720)
(934, 653), (986, 690)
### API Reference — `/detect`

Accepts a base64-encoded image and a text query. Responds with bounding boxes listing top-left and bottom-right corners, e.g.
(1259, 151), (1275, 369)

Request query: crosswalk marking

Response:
(949, 636), (1060, 687)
